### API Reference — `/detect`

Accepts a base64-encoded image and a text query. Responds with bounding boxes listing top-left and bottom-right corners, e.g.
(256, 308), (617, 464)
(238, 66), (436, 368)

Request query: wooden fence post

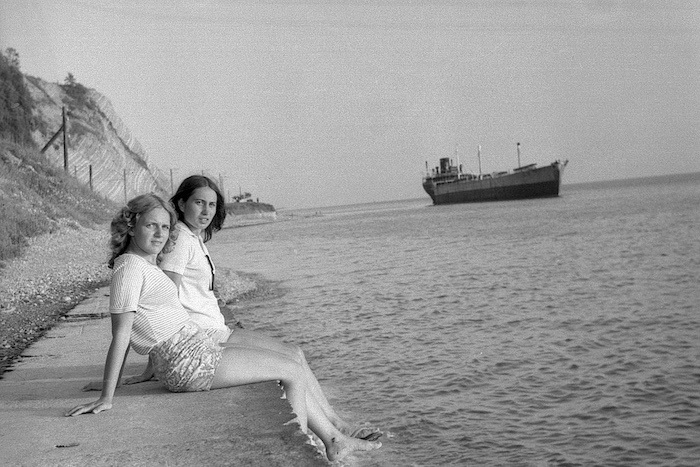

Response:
(62, 106), (69, 172)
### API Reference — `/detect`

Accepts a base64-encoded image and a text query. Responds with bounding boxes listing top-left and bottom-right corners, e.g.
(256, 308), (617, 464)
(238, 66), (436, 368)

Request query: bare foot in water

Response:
(326, 435), (382, 462)
(336, 422), (384, 441)
(350, 426), (383, 441)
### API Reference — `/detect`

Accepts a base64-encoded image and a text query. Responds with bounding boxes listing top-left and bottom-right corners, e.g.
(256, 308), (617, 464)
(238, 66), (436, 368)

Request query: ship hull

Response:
(423, 162), (565, 205)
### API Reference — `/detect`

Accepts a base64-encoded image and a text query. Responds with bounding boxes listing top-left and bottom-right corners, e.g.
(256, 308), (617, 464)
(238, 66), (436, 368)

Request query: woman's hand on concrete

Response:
(65, 398), (113, 416)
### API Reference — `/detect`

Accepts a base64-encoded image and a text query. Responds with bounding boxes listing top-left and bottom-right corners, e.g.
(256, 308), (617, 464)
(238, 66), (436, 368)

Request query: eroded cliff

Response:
(25, 76), (169, 202)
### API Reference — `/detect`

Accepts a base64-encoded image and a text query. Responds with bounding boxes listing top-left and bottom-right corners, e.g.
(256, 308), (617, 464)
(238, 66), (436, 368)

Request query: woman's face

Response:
(179, 186), (217, 235)
(127, 207), (171, 262)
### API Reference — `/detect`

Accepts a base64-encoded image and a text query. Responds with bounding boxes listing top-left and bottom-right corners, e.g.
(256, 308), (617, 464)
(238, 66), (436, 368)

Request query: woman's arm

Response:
(81, 346), (137, 391)
(65, 312), (134, 416)
(81, 346), (130, 391)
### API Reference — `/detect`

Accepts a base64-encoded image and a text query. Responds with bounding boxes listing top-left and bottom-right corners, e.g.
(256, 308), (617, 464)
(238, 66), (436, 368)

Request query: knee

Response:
(281, 359), (306, 383)
(292, 344), (306, 365)
(281, 342), (305, 364)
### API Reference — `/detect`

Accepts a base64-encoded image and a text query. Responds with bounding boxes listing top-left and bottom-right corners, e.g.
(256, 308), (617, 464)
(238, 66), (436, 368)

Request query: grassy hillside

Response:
(0, 49), (34, 146)
(0, 139), (117, 266)
(1, 49), (117, 265)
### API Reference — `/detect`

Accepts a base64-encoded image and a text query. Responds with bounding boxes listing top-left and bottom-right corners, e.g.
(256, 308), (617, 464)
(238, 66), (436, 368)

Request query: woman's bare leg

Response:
(224, 329), (378, 438)
(211, 345), (309, 431)
(302, 386), (382, 461)
(210, 346), (381, 461)
(226, 330), (335, 408)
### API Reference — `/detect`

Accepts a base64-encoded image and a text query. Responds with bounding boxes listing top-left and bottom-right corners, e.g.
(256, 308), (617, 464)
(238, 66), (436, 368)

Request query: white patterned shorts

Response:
(204, 325), (234, 344)
(150, 323), (223, 392)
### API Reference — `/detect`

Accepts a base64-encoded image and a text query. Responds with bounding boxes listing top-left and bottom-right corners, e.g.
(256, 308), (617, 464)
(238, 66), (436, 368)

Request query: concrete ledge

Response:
(0, 287), (327, 466)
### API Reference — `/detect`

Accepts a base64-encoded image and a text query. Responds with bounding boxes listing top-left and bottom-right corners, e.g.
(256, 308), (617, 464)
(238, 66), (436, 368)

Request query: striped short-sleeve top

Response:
(110, 254), (190, 355)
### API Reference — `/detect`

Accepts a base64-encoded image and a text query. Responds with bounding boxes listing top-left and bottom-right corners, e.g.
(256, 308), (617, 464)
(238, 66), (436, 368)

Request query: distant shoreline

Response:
(564, 170), (700, 190)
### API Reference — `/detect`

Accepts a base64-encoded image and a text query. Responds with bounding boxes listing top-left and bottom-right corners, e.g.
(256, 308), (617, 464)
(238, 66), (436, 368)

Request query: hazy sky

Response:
(2, 0), (699, 209)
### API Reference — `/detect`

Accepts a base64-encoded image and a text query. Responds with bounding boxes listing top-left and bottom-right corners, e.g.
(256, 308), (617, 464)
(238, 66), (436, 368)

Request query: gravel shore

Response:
(0, 221), (110, 376)
(0, 222), (261, 377)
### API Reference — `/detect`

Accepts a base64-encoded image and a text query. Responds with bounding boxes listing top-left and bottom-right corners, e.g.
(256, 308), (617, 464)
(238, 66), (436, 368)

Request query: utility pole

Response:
(62, 106), (69, 172)
(40, 106), (69, 171)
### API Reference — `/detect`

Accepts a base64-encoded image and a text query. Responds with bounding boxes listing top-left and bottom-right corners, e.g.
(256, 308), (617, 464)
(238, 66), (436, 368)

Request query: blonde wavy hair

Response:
(108, 193), (178, 269)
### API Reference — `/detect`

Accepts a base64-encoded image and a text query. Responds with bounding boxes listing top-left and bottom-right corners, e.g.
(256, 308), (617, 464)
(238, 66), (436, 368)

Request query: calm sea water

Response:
(209, 173), (700, 466)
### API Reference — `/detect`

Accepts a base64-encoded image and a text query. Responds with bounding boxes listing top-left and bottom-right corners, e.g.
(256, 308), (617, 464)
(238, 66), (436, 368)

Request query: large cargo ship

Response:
(423, 143), (568, 205)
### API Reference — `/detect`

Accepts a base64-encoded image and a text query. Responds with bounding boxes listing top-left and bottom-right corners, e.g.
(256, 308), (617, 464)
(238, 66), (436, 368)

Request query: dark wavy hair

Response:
(170, 175), (226, 243)
(108, 193), (178, 268)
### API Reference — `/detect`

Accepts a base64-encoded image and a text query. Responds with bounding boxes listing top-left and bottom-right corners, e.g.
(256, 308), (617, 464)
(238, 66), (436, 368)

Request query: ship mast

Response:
(517, 142), (521, 168)
(455, 144), (460, 178)
(477, 145), (482, 178)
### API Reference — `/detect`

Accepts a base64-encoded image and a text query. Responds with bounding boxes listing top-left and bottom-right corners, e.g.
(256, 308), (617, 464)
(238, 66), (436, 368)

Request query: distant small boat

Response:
(422, 143), (568, 205)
